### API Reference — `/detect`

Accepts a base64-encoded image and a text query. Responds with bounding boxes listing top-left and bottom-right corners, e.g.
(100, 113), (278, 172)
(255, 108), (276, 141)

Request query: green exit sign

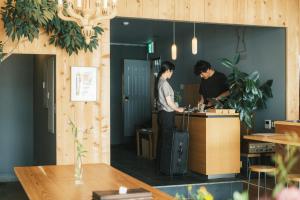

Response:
(147, 41), (154, 54)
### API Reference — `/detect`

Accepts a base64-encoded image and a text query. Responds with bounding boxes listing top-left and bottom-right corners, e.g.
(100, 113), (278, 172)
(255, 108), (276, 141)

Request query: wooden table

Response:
(244, 133), (300, 147)
(14, 164), (172, 200)
(244, 133), (300, 174)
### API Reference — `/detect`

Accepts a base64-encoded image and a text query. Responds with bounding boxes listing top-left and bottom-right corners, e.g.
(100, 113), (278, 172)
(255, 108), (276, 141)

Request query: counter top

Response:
(275, 121), (300, 126)
(153, 111), (239, 117)
(244, 133), (300, 146)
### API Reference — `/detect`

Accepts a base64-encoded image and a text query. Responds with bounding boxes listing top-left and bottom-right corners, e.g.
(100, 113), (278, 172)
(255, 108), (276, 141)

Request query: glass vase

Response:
(74, 140), (83, 184)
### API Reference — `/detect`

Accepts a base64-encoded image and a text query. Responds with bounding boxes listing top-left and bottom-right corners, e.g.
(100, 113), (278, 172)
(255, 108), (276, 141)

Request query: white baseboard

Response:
(0, 174), (18, 182)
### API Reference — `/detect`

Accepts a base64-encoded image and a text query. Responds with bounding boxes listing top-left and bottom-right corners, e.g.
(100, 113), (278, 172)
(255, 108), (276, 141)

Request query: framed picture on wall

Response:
(71, 66), (97, 102)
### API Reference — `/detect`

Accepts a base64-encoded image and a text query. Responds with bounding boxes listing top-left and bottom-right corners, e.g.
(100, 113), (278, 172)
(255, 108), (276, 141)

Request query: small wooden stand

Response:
(93, 188), (153, 200)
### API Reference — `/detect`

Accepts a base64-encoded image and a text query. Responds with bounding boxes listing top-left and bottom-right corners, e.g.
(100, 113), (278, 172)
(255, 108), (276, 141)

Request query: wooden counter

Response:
(244, 133), (300, 147)
(274, 121), (300, 174)
(275, 121), (300, 136)
(152, 111), (240, 176)
(14, 164), (172, 200)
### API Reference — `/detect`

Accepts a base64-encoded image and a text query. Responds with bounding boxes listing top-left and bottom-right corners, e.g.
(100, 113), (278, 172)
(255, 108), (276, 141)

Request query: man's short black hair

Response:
(194, 60), (212, 76)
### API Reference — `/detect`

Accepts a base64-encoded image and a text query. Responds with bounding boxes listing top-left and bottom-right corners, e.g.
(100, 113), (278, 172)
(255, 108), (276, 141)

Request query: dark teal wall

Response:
(202, 26), (286, 132)
(156, 26), (204, 92)
(158, 25), (285, 132)
(0, 55), (34, 181)
(110, 45), (147, 145)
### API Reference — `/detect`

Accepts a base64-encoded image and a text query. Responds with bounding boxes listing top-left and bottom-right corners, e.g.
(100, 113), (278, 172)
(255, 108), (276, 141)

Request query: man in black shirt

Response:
(194, 60), (229, 107)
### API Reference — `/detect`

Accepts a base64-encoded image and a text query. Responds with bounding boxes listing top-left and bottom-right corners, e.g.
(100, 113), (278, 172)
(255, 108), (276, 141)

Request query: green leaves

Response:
(257, 80), (273, 109)
(232, 54), (240, 65)
(1, 0), (104, 57)
(232, 191), (248, 200)
(175, 185), (214, 200)
(68, 118), (93, 165)
(220, 58), (234, 70)
(248, 71), (259, 82)
(272, 137), (299, 198)
(46, 16), (103, 55)
(0, 41), (3, 62)
(1, 0), (57, 42)
(219, 54), (273, 129)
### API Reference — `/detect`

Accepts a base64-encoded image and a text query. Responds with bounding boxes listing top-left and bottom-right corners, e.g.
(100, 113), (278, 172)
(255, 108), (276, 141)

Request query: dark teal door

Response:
(123, 59), (151, 137)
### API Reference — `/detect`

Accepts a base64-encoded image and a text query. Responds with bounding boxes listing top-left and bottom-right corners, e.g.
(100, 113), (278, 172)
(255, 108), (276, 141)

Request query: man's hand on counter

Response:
(176, 107), (185, 113)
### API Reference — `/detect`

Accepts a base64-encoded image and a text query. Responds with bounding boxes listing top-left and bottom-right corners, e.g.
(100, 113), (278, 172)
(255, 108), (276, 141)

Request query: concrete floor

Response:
(0, 182), (28, 200)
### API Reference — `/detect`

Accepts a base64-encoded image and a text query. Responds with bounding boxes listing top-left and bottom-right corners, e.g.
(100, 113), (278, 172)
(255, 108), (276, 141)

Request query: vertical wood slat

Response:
(232, 0), (247, 24)
(117, 0), (142, 18)
(142, 0), (159, 19)
(158, 0), (175, 20)
(174, 0), (190, 21)
(116, 0), (129, 16)
(286, 0), (299, 120)
(100, 20), (111, 163)
(246, 0), (287, 27)
(272, 0), (287, 26)
(246, 0), (262, 25)
(204, 0), (235, 24)
(189, 0), (205, 22)
(262, 0), (274, 25)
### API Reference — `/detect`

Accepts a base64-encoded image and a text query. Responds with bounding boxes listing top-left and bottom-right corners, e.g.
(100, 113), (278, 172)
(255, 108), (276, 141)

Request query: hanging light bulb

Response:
(192, 22), (198, 55)
(171, 44), (177, 60)
(171, 22), (177, 60)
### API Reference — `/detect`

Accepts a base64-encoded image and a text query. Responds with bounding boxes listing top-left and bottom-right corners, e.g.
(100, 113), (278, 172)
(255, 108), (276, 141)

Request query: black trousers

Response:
(156, 110), (175, 172)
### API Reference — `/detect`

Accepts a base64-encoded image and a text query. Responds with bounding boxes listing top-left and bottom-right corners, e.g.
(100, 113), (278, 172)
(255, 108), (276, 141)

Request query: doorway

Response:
(0, 54), (56, 182)
(123, 59), (151, 138)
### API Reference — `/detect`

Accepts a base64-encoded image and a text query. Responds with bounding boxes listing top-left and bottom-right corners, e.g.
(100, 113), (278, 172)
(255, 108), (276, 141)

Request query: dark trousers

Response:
(156, 110), (175, 173)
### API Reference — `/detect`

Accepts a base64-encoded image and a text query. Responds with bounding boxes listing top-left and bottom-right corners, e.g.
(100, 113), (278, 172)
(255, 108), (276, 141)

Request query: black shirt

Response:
(199, 71), (229, 104)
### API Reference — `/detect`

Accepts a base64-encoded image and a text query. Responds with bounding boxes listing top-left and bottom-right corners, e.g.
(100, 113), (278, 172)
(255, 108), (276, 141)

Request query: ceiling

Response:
(110, 17), (208, 44)
(110, 17), (282, 45)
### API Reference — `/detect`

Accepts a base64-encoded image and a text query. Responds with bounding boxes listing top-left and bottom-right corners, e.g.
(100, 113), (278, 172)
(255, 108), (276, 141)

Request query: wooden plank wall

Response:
(0, 0), (299, 165)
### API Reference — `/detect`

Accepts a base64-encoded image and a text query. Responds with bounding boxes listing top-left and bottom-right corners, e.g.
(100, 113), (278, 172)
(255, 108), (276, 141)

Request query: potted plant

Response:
(216, 54), (273, 132)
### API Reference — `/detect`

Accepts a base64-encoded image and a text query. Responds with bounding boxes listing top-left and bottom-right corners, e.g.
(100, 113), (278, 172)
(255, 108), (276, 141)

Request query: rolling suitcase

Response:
(160, 111), (190, 176)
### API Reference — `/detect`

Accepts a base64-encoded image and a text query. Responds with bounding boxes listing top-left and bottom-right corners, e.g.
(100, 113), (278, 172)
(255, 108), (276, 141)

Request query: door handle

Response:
(124, 96), (129, 102)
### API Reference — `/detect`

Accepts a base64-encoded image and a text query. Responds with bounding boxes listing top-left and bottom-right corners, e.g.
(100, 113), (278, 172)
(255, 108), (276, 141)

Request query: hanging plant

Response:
(1, 0), (57, 42)
(45, 16), (103, 55)
(0, 0), (104, 61)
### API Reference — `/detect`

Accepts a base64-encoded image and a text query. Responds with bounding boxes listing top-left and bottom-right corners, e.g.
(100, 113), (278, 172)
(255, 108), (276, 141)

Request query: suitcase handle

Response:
(181, 110), (185, 131)
(181, 105), (190, 131)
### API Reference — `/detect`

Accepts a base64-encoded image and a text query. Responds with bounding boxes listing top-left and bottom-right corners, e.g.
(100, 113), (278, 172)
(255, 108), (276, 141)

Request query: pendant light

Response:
(192, 22), (198, 55)
(171, 22), (177, 60)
